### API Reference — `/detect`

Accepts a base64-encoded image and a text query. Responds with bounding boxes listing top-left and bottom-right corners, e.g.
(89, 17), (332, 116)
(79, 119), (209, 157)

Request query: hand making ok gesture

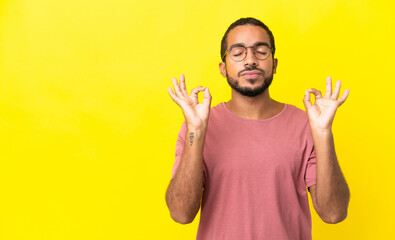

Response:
(167, 74), (212, 129)
(303, 76), (349, 131)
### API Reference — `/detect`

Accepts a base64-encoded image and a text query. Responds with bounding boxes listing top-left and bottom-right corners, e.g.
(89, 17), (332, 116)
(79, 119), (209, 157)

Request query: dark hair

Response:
(221, 17), (276, 62)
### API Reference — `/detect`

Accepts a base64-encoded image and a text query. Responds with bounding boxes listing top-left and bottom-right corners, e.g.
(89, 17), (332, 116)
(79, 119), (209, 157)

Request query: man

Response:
(165, 17), (349, 239)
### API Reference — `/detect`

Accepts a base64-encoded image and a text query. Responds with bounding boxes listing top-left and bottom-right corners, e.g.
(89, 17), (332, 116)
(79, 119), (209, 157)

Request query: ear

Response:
(272, 58), (278, 74)
(219, 62), (227, 78)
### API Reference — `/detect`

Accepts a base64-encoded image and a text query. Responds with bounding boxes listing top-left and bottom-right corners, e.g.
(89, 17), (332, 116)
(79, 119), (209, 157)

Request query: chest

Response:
(203, 121), (306, 182)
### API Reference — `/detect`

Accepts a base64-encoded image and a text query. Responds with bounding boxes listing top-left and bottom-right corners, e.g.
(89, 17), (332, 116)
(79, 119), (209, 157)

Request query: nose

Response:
(243, 47), (258, 67)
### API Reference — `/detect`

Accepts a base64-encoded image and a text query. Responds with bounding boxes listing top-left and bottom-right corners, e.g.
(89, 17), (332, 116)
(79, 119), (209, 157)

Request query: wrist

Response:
(186, 125), (207, 134)
(310, 127), (333, 140)
(186, 122), (208, 131)
(309, 122), (332, 134)
(185, 126), (207, 149)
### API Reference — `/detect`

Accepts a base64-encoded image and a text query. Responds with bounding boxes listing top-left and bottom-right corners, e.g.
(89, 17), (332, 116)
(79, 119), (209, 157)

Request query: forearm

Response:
(312, 129), (349, 223)
(165, 127), (206, 224)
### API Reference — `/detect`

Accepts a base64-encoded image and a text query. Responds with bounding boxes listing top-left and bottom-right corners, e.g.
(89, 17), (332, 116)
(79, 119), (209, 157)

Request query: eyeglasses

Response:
(222, 43), (273, 62)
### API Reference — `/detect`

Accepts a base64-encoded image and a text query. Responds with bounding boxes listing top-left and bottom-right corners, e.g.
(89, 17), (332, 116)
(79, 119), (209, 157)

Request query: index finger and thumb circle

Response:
(303, 88), (322, 108)
(191, 86), (211, 104)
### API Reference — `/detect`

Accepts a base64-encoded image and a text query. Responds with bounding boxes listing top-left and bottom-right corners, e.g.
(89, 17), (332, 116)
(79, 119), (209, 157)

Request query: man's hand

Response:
(166, 74), (211, 224)
(303, 76), (349, 131)
(168, 74), (212, 129)
(304, 76), (350, 223)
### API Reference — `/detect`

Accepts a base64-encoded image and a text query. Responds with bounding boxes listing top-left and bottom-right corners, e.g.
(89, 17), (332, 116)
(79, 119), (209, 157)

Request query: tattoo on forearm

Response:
(189, 132), (194, 146)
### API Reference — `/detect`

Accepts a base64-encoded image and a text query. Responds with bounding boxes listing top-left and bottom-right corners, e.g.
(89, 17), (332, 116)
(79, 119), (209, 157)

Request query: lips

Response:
(241, 70), (262, 76)
(241, 71), (262, 79)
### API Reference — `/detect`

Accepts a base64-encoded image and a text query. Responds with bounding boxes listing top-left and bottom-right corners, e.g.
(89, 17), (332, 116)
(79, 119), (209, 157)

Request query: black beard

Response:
(226, 71), (273, 97)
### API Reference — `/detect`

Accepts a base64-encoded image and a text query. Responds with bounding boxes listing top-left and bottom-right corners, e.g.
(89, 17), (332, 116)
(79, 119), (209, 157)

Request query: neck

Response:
(225, 89), (284, 120)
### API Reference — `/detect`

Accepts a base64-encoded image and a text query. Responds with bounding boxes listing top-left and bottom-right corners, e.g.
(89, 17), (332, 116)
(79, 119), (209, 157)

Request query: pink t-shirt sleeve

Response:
(304, 125), (317, 188)
(305, 147), (317, 187)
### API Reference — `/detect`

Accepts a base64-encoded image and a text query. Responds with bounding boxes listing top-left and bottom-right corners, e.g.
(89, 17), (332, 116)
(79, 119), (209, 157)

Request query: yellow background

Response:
(1, 0), (394, 239)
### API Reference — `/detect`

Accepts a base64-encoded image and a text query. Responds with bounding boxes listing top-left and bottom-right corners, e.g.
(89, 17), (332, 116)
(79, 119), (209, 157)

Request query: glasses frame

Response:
(222, 42), (273, 62)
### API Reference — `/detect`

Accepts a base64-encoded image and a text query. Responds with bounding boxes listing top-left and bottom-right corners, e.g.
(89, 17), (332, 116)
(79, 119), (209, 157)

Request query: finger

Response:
(191, 86), (206, 104)
(337, 89), (349, 107)
(167, 87), (181, 105)
(303, 90), (313, 109)
(331, 80), (341, 100)
(203, 87), (212, 106)
(307, 88), (322, 100)
(324, 76), (332, 98)
(172, 77), (183, 97)
(179, 74), (189, 97)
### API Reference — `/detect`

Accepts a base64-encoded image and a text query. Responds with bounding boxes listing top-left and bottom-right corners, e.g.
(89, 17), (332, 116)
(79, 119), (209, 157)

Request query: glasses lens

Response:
(229, 46), (246, 62)
(254, 45), (271, 60)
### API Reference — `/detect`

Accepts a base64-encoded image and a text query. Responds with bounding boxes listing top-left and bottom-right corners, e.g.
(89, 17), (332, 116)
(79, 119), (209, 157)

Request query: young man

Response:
(166, 17), (349, 239)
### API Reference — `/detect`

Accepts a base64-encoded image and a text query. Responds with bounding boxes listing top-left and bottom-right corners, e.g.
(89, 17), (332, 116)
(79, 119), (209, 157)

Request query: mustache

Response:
(238, 66), (265, 77)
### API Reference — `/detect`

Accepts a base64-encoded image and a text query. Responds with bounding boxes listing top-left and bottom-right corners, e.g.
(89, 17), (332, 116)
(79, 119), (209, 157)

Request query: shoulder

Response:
(281, 104), (311, 130)
(287, 104), (307, 115)
(207, 102), (227, 120)
(276, 104), (314, 144)
(210, 102), (226, 113)
(284, 104), (308, 120)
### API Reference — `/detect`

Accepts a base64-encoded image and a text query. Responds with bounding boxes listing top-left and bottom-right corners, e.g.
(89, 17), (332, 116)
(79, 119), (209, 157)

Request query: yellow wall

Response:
(0, 0), (394, 239)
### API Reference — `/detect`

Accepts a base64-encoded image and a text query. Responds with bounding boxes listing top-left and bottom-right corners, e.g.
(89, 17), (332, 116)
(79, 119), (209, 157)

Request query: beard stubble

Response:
(226, 66), (273, 97)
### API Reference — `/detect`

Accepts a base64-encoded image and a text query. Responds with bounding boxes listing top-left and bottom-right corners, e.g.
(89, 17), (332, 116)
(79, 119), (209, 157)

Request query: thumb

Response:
(303, 90), (312, 110)
(203, 87), (212, 106)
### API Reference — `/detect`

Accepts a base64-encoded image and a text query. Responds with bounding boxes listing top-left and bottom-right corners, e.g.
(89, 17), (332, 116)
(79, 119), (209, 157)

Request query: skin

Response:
(303, 78), (350, 223)
(165, 74), (210, 224)
(219, 25), (283, 119)
(166, 24), (349, 224)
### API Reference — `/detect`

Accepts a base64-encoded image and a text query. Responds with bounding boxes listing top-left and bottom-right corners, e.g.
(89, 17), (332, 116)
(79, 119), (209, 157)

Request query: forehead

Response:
(227, 25), (270, 47)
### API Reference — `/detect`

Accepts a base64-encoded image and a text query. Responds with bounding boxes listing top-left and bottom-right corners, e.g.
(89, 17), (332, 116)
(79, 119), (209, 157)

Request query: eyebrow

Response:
(229, 42), (271, 50)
